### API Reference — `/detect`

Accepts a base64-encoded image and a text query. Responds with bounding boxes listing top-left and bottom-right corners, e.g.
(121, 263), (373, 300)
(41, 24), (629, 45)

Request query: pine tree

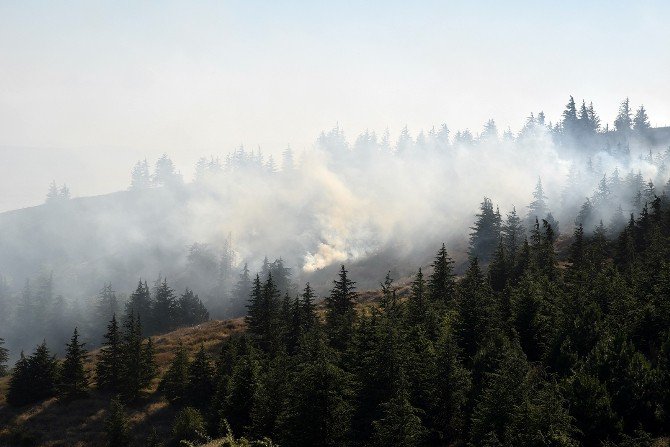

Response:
(186, 344), (215, 409)
(129, 159), (151, 190)
(245, 274), (264, 337)
(277, 333), (354, 446)
(456, 258), (498, 361)
(106, 398), (130, 447)
(428, 243), (456, 306)
(614, 98), (632, 133)
(233, 263), (252, 313)
(488, 238), (508, 293)
(152, 278), (177, 333)
(568, 224), (586, 274)
(527, 177), (549, 225)
(96, 282), (119, 326)
(141, 337), (157, 390)
(502, 207), (524, 259)
(470, 197), (502, 262)
(633, 105), (651, 133)
(370, 373), (426, 447)
(432, 328), (471, 442)
(407, 268), (429, 325)
(325, 265), (357, 350)
(59, 327), (89, 399)
(30, 341), (60, 401)
(7, 351), (30, 406)
(176, 289), (209, 327)
(561, 96), (579, 138)
(120, 311), (148, 400)
(301, 282), (318, 331)
(125, 280), (151, 329)
(97, 314), (123, 392)
(225, 347), (261, 434)
(159, 343), (189, 404)
(576, 198), (594, 230)
(0, 337), (8, 376)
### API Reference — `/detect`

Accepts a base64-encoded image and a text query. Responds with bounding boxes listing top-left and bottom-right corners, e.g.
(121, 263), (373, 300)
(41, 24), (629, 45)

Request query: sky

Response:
(0, 0), (669, 211)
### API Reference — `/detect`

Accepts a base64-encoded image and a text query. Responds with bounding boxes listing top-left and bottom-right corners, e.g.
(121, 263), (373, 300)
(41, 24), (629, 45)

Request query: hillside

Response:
(0, 319), (245, 446)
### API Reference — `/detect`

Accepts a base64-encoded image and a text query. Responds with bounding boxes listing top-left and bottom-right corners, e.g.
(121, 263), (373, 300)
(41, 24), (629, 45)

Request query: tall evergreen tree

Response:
(325, 265), (357, 350)
(97, 314), (123, 392)
(96, 283), (119, 326)
(300, 282), (318, 331)
(159, 343), (189, 404)
(186, 344), (215, 409)
(614, 97), (632, 133)
(59, 327), (89, 399)
(428, 243), (456, 306)
(232, 263), (253, 313)
(527, 177), (549, 225)
(0, 337), (8, 376)
(106, 398), (130, 447)
(245, 274), (264, 337)
(7, 351), (30, 406)
(125, 280), (151, 329)
(152, 278), (177, 333)
(502, 207), (524, 259)
(176, 289), (209, 327)
(470, 197), (502, 262)
(370, 373), (426, 447)
(456, 258), (498, 361)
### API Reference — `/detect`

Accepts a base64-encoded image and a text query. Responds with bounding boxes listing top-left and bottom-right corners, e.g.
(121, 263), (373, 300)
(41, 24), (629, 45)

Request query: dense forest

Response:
(1, 96), (670, 446)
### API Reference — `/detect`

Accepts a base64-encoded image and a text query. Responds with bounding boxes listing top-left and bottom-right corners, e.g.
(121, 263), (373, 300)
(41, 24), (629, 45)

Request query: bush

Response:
(173, 407), (207, 443)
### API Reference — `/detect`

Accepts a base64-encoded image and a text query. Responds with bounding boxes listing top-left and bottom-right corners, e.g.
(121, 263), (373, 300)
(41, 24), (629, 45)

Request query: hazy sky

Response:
(1, 1), (669, 211)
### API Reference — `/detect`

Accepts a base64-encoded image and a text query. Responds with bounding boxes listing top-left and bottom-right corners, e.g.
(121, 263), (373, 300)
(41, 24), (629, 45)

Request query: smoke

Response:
(1, 113), (669, 360)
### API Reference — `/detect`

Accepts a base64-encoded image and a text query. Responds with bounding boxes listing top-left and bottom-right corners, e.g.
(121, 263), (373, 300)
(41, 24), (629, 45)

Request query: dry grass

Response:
(0, 318), (245, 446)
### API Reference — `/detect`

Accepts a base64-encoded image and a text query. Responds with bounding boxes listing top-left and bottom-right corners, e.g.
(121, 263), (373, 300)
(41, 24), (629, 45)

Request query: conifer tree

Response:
(245, 274), (264, 337)
(125, 280), (151, 329)
(120, 311), (150, 400)
(432, 328), (471, 442)
(470, 197), (502, 262)
(96, 282), (119, 326)
(325, 265), (357, 350)
(225, 347), (261, 434)
(614, 98), (632, 133)
(0, 337), (8, 376)
(568, 224), (586, 275)
(456, 258), (498, 362)
(59, 327), (88, 399)
(176, 289), (209, 327)
(152, 278), (177, 333)
(527, 178), (548, 225)
(561, 96), (579, 138)
(159, 343), (189, 404)
(502, 207), (524, 259)
(407, 268), (428, 325)
(106, 397), (130, 447)
(633, 105), (651, 132)
(8, 341), (60, 406)
(7, 351), (30, 406)
(233, 263), (252, 313)
(428, 243), (456, 306)
(488, 238), (508, 293)
(186, 344), (215, 409)
(370, 373), (426, 447)
(300, 282), (318, 331)
(141, 337), (157, 390)
(277, 333), (354, 446)
(97, 314), (123, 392)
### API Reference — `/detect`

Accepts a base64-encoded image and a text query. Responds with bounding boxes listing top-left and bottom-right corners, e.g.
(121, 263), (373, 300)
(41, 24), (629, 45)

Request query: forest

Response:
(1, 97), (670, 446)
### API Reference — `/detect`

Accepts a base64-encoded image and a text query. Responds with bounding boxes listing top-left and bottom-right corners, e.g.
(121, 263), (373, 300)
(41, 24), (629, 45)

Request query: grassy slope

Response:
(0, 319), (245, 446)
